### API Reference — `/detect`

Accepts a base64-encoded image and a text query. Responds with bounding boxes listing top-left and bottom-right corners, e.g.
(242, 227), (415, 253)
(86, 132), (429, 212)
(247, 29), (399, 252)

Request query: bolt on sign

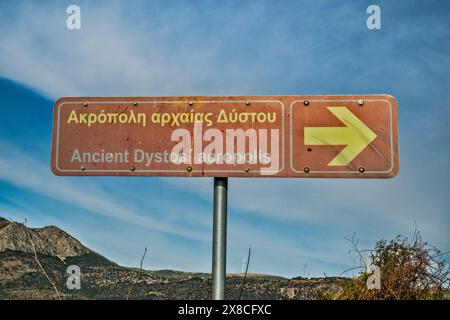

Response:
(51, 95), (399, 178)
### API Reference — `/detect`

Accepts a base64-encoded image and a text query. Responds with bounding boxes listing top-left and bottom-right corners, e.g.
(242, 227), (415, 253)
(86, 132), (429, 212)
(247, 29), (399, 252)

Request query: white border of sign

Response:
(55, 100), (285, 174)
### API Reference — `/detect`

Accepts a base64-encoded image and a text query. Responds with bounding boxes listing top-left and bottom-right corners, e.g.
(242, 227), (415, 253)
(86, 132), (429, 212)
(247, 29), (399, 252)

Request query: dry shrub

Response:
(337, 230), (449, 300)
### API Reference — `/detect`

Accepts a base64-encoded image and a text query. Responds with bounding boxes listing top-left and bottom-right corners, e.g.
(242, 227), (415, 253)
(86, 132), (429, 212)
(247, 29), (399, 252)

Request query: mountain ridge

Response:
(0, 218), (92, 260)
(0, 216), (349, 299)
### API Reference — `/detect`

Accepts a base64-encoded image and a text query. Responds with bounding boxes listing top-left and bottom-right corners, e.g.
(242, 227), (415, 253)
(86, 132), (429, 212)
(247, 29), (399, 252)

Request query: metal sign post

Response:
(212, 177), (228, 300)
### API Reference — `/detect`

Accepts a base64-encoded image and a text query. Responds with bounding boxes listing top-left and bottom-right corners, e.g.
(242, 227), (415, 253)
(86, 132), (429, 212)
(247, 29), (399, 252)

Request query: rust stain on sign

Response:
(51, 95), (399, 178)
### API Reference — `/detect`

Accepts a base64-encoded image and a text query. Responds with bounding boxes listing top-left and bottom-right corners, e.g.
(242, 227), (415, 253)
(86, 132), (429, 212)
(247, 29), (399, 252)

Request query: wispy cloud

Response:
(163, 173), (450, 248)
(0, 0), (449, 276)
(0, 139), (354, 275)
(0, 140), (209, 241)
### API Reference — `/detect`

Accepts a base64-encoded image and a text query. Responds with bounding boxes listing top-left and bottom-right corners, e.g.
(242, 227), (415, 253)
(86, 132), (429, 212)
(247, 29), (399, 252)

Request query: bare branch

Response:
(126, 247), (148, 300)
(238, 246), (251, 300)
(22, 219), (62, 300)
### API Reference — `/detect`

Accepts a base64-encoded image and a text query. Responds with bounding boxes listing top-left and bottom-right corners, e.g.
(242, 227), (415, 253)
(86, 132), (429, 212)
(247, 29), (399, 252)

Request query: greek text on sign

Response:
(51, 95), (399, 178)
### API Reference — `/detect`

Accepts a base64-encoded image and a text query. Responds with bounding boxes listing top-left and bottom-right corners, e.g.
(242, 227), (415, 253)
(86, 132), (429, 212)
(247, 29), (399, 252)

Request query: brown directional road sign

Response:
(51, 95), (398, 178)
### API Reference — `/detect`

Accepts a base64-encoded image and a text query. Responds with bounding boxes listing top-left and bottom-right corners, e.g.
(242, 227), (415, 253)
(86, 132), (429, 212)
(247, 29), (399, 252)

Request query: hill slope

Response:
(0, 217), (349, 299)
(0, 219), (91, 259)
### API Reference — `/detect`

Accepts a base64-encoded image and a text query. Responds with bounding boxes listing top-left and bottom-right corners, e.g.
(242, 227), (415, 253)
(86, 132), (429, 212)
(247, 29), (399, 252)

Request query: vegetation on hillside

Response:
(334, 230), (449, 300)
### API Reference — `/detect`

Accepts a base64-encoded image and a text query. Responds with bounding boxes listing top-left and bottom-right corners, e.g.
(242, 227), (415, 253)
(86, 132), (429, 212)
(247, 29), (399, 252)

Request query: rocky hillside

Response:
(0, 217), (91, 259)
(0, 217), (349, 300)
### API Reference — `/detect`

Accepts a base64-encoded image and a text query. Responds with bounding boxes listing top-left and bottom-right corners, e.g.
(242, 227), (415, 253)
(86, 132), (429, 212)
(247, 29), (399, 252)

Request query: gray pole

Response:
(212, 177), (228, 300)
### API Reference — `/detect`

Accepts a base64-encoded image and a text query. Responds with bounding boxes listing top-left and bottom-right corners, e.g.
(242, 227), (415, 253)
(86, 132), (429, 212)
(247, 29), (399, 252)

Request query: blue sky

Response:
(0, 0), (449, 278)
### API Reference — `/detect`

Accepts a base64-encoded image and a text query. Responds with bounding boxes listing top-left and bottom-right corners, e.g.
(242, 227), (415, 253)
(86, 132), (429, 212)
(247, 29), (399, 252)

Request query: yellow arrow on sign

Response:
(304, 107), (377, 166)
